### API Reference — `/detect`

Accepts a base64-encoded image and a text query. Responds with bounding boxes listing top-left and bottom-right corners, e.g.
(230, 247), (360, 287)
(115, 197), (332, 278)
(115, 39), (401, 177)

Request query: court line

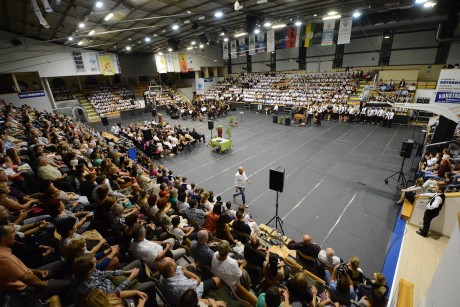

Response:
(281, 179), (325, 220)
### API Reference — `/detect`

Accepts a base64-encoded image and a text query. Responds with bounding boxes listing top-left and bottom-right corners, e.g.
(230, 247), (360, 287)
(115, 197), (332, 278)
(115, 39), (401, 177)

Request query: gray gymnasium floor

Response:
(92, 110), (422, 274)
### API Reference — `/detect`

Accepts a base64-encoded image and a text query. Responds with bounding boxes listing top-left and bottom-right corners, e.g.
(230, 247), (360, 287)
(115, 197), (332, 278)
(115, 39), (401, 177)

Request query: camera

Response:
(338, 263), (349, 275)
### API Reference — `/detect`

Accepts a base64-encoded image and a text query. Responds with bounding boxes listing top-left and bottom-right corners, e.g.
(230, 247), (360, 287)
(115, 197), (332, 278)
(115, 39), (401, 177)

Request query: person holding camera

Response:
(325, 263), (356, 305)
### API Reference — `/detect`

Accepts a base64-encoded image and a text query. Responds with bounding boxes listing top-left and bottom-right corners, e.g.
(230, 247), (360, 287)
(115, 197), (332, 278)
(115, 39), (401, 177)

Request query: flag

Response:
(249, 35), (256, 55)
(266, 30), (274, 52)
(179, 54), (187, 73)
(296, 25), (305, 48)
(172, 53), (181, 73)
(98, 52), (115, 75)
(321, 20), (336, 46)
(155, 54), (167, 73)
(238, 37), (246, 56)
(304, 23), (316, 47)
(165, 53), (174, 72)
(186, 54), (194, 71)
(256, 34), (266, 53)
(223, 42), (229, 59)
(282, 27), (290, 48)
(230, 40), (237, 58)
(337, 17), (353, 45)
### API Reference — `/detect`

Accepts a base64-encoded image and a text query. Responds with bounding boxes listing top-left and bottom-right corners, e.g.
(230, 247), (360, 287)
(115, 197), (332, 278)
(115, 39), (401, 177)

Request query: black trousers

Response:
(421, 210), (439, 236)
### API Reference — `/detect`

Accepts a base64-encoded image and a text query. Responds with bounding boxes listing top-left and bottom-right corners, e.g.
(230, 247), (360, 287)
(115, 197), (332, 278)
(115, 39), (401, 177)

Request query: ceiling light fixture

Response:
(254, 28), (260, 34)
(234, 1), (243, 11)
(89, 30), (95, 35)
(95, 1), (103, 8)
(328, 11), (338, 16)
(415, 0), (428, 3)
(199, 44), (204, 48)
(126, 46), (131, 51)
(220, 32), (225, 36)
(191, 41), (196, 45)
(322, 15), (341, 20)
(264, 21), (272, 28)
(68, 36), (73, 41)
(172, 24), (179, 30)
(234, 32), (248, 37)
(423, 1), (436, 7)
(215, 11), (223, 18)
(313, 14), (317, 17)
(183, 20), (190, 24)
(187, 46), (194, 50)
(77, 41), (83, 46)
(144, 37), (151, 42)
(353, 11), (362, 18)
(223, 37), (229, 42)
(104, 13), (114, 21)
(271, 23), (286, 29)
(295, 21), (302, 27)
(198, 16), (205, 20)
(79, 22), (85, 28)
(158, 52), (163, 55)
(384, 35), (390, 39)
(168, 48), (173, 52)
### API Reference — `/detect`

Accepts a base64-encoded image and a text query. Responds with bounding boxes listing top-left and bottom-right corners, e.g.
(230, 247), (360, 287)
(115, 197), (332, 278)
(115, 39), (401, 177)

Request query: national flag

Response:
(304, 23), (316, 47)
(296, 25), (306, 47)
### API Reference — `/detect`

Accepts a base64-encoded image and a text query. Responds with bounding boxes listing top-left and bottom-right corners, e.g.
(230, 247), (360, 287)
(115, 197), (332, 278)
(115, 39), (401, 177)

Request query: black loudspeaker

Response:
(431, 115), (457, 145)
(208, 120), (214, 130)
(77, 109), (83, 115)
(285, 117), (291, 126)
(151, 109), (157, 117)
(400, 139), (414, 158)
(101, 117), (109, 126)
(269, 167), (285, 193)
(273, 115), (278, 123)
(143, 129), (153, 142)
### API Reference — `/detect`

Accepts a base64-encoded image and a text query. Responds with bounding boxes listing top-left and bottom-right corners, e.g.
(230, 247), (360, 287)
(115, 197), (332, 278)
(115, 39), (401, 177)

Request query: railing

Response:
(52, 106), (89, 122)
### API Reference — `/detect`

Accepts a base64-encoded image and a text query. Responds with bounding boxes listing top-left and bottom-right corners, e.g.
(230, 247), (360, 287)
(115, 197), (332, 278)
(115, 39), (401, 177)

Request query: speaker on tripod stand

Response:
(384, 139), (414, 187)
(267, 167), (285, 236)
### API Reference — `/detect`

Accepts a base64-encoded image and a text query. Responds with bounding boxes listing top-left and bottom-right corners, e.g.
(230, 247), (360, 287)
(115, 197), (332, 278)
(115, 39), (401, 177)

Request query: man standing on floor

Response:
(416, 184), (446, 237)
(233, 166), (251, 208)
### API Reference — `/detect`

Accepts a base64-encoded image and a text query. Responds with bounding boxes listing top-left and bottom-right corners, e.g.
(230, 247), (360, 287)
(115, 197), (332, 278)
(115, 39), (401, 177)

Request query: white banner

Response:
(230, 40), (237, 58)
(165, 53), (174, 72)
(87, 52), (99, 71)
(249, 35), (255, 55)
(196, 78), (205, 95)
(321, 20), (335, 46)
(267, 30), (275, 52)
(155, 54), (167, 73)
(238, 37), (246, 56)
(223, 42), (229, 59)
(435, 69), (460, 103)
(186, 54), (194, 71)
(172, 53), (181, 73)
(337, 17), (353, 45)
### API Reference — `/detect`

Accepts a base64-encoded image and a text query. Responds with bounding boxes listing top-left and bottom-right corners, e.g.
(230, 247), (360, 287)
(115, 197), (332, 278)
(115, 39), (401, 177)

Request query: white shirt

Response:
(111, 125), (120, 135)
(211, 252), (242, 288)
(234, 171), (248, 188)
(422, 193), (444, 210)
(130, 239), (163, 268)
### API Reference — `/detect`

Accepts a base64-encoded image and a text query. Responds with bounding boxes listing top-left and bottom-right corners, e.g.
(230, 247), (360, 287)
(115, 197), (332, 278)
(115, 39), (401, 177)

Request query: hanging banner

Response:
(223, 41), (229, 59)
(88, 52), (99, 71)
(186, 54), (194, 71)
(295, 25), (304, 48)
(165, 53), (174, 72)
(155, 54), (167, 74)
(230, 40), (237, 58)
(238, 37), (246, 56)
(434, 70), (460, 103)
(249, 35), (256, 55)
(98, 52), (115, 75)
(304, 23), (316, 47)
(256, 34), (266, 53)
(321, 20), (336, 46)
(179, 54), (188, 73)
(337, 17), (353, 45)
(196, 78), (205, 95)
(172, 53), (181, 73)
(266, 30), (274, 52)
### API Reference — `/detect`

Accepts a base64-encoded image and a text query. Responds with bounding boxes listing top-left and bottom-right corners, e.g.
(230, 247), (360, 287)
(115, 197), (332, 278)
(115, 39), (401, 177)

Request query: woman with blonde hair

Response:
(80, 288), (148, 307)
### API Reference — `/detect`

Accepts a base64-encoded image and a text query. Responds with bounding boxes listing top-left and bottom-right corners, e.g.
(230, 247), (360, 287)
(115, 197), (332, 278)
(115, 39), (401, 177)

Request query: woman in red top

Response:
(202, 204), (222, 235)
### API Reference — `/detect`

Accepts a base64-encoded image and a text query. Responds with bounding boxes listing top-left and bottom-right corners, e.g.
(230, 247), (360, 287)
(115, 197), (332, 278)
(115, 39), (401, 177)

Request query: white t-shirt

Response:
(234, 171), (248, 188)
(211, 252), (242, 288)
(130, 239), (163, 268)
(172, 227), (185, 243)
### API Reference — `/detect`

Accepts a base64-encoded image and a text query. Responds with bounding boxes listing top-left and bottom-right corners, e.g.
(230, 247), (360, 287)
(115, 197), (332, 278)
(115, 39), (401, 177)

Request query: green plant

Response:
(278, 115), (285, 124)
(229, 116), (235, 124)
(225, 126), (232, 139)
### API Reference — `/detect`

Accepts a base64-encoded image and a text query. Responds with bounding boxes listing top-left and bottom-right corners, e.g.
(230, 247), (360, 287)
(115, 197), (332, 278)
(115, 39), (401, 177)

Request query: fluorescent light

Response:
(68, 36), (73, 41)
(271, 23), (286, 29)
(89, 30), (95, 35)
(264, 22), (272, 28)
(198, 16), (205, 20)
(158, 52), (163, 55)
(220, 32), (225, 36)
(384, 35), (390, 39)
(172, 24), (179, 30)
(257, 0), (268, 3)
(322, 15), (341, 20)
(295, 21), (302, 27)
(168, 48), (172, 52)
(353, 11), (361, 18)
(191, 41), (196, 45)
(183, 20), (190, 24)
(104, 13), (113, 21)
(214, 11), (223, 18)
(77, 41), (83, 46)
(126, 46), (131, 51)
(254, 28), (260, 34)
(144, 37), (151, 42)
(223, 37), (228, 42)
(313, 14), (317, 17)
(187, 46), (193, 50)
(328, 11), (338, 16)
(95, 1), (103, 8)
(234, 32), (247, 37)
(79, 22), (85, 28)
(423, 1), (436, 7)
(199, 44), (204, 48)
(415, 0), (428, 3)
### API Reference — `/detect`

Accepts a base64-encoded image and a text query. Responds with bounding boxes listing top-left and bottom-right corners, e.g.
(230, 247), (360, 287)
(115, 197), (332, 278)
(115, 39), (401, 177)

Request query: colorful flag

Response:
(337, 17), (353, 45)
(98, 52), (115, 75)
(321, 20), (336, 46)
(304, 23), (316, 47)
(295, 25), (305, 48)
(179, 54), (187, 73)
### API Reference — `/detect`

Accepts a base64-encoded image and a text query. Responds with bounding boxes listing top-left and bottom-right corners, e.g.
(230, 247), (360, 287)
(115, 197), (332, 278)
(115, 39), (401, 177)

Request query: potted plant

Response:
(278, 115), (285, 124)
(229, 116), (236, 127)
(225, 126), (232, 140)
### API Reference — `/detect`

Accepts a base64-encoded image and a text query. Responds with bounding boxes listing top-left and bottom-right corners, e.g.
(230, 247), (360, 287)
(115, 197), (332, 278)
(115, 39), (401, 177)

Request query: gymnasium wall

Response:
(446, 41), (460, 64)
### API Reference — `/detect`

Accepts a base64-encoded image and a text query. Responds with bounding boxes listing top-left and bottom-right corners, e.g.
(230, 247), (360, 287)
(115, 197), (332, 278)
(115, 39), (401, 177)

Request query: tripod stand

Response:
(384, 157), (407, 188)
(266, 191), (284, 236)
